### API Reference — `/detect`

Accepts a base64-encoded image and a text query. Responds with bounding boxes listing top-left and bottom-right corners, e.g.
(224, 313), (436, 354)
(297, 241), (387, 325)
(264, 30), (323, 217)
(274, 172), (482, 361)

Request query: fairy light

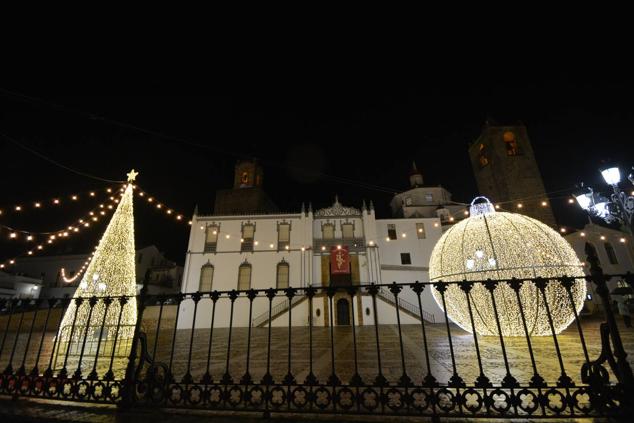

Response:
(429, 196), (585, 337)
(620, 238), (627, 243)
(15, 205), (22, 211)
(568, 198), (575, 204)
(560, 228), (567, 233)
(58, 171), (138, 375)
(580, 232), (586, 237)
(53, 199), (60, 204)
(72, 195), (78, 201)
(9, 233), (17, 239)
(600, 235), (606, 240)
(401, 233), (407, 238)
(26, 235), (33, 241)
(541, 201), (548, 207)
(516, 203), (523, 209)
(321, 246), (326, 251)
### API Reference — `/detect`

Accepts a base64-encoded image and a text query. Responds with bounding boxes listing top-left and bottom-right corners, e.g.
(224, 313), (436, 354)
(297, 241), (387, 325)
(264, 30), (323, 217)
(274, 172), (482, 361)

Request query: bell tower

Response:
(214, 158), (278, 215)
(468, 122), (557, 228)
(234, 159), (264, 189)
(409, 162), (423, 188)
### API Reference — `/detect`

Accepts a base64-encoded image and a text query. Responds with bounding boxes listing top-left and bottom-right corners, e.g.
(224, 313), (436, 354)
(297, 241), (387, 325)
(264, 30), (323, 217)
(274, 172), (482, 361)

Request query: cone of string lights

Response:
(429, 196), (586, 336)
(57, 170), (138, 366)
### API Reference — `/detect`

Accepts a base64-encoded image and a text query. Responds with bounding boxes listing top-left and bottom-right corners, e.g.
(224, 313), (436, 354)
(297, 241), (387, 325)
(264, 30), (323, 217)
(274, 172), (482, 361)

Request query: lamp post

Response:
(575, 166), (634, 235)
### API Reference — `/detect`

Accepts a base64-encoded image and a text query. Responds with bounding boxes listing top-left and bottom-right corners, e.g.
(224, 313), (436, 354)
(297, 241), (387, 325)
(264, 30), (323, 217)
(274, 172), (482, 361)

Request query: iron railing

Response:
(0, 251), (633, 419)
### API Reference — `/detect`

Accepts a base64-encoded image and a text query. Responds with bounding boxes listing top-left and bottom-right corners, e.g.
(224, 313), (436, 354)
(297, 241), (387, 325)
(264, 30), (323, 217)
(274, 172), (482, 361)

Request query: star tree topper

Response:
(127, 169), (139, 182)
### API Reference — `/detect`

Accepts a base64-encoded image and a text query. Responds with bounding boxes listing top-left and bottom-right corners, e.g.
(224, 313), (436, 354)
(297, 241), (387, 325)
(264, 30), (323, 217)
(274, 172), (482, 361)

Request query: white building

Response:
(13, 245), (182, 298)
(565, 223), (634, 313)
(178, 161), (458, 329)
(390, 162), (468, 224)
(0, 271), (43, 299)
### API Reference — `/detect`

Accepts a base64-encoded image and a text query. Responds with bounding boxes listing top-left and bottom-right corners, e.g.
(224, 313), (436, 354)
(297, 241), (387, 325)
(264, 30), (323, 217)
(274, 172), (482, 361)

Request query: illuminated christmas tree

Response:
(56, 170), (138, 374)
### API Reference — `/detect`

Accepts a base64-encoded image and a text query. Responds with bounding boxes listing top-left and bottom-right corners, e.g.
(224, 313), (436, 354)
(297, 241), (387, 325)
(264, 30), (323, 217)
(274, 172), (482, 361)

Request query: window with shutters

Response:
(387, 224), (397, 240)
(238, 262), (252, 290)
(278, 223), (290, 250)
(342, 222), (354, 239)
(416, 223), (426, 239)
(241, 223), (255, 252)
(205, 225), (219, 253)
(199, 264), (214, 291)
(322, 223), (335, 239)
(276, 260), (289, 289)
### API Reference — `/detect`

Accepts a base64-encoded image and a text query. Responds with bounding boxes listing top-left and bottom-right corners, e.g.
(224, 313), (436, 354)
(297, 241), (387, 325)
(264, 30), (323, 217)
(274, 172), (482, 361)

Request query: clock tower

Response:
(214, 159), (278, 215)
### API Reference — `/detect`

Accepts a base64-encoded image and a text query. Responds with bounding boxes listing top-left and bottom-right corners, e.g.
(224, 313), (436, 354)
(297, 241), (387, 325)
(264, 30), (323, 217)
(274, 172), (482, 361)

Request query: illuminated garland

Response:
(58, 171), (138, 360)
(0, 186), (115, 217)
(429, 197), (586, 337)
(0, 189), (123, 269)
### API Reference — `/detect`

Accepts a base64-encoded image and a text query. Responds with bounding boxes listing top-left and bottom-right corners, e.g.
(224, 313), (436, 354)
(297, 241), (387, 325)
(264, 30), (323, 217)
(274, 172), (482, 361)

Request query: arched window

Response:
(238, 262), (252, 290)
(604, 242), (619, 265)
(199, 264), (214, 292)
(276, 260), (289, 289)
(503, 131), (520, 156)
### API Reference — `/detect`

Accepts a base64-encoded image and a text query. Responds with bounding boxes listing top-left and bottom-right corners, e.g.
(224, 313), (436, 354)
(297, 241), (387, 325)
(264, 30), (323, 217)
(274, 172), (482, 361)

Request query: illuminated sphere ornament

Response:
(429, 197), (585, 337)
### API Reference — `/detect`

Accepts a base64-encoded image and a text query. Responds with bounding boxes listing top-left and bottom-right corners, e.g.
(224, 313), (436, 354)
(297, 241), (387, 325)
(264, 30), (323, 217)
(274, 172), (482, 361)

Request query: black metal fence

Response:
(0, 258), (633, 419)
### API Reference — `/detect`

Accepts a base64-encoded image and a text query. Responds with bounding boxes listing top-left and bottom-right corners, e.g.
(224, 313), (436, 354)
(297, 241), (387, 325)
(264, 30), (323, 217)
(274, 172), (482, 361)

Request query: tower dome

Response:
(429, 197), (585, 336)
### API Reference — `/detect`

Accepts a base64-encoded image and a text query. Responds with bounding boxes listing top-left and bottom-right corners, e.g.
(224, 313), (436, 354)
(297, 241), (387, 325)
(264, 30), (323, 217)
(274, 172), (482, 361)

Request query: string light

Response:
(430, 197), (585, 337)
(620, 238), (627, 243)
(541, 201), (548, 206)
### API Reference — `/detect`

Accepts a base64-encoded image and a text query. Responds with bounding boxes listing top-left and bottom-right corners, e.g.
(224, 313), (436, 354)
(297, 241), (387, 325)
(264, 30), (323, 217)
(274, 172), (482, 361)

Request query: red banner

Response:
(330, 246), (350, 274)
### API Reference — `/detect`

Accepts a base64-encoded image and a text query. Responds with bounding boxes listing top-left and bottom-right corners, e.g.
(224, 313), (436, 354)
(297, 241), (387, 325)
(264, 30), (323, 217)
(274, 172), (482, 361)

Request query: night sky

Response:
(1, 77), (633, 265)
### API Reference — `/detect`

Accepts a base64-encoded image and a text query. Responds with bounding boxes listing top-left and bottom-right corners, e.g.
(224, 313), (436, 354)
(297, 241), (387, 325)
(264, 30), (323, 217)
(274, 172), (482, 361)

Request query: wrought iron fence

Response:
(0, 256), (633, 419)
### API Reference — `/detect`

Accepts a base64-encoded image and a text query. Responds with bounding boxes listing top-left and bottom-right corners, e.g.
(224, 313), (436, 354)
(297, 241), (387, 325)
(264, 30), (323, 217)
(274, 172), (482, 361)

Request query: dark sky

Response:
(1, 77), (633, 264)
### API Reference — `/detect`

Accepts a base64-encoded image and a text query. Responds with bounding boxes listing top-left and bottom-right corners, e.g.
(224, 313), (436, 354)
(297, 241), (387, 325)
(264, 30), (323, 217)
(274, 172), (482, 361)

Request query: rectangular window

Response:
(342, 223), (354, 239)
(278, 223), (290, 250)
(241, 224), (255, 252)
(238, 265), (251, 290)
(205, 225), (219, 253)
(387, 224), (397, 240)
(416, 223), (426, 239)
(400, 253), (412, 265)
(277, 263), (289, 289)
(322, 223), (334, 239)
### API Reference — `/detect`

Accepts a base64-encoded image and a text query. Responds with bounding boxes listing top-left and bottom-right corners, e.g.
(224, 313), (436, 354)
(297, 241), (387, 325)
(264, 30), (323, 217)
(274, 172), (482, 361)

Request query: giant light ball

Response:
(429, 197), (586, 336)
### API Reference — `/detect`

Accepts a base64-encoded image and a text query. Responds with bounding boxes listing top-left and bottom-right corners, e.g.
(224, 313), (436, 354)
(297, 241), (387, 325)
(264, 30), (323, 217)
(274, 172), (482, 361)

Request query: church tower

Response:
(468, 122), (557, 228)
(409, 162), (424, 187)
(214, 159), (278, 215)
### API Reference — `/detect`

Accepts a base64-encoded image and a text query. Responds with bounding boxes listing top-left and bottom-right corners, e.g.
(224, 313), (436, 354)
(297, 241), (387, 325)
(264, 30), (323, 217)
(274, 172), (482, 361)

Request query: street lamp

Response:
(575, 166), (634, 234)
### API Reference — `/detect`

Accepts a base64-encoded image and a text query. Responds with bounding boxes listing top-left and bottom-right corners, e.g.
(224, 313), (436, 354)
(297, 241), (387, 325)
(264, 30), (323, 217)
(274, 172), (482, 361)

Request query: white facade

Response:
(13, 245), (181, 298)
(0, 271), (43, 299)
(565, 223), (634, 313)
(178, 199), (445, 329)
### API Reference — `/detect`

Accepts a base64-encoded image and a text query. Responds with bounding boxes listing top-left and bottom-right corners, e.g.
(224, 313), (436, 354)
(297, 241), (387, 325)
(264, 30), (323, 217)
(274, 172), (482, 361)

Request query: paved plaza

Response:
(2, 314), (631, 388)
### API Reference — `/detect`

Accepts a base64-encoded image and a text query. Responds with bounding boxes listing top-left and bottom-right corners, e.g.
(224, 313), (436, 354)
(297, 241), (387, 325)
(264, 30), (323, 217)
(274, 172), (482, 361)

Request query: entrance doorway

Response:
(336, 298), (350, 325)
